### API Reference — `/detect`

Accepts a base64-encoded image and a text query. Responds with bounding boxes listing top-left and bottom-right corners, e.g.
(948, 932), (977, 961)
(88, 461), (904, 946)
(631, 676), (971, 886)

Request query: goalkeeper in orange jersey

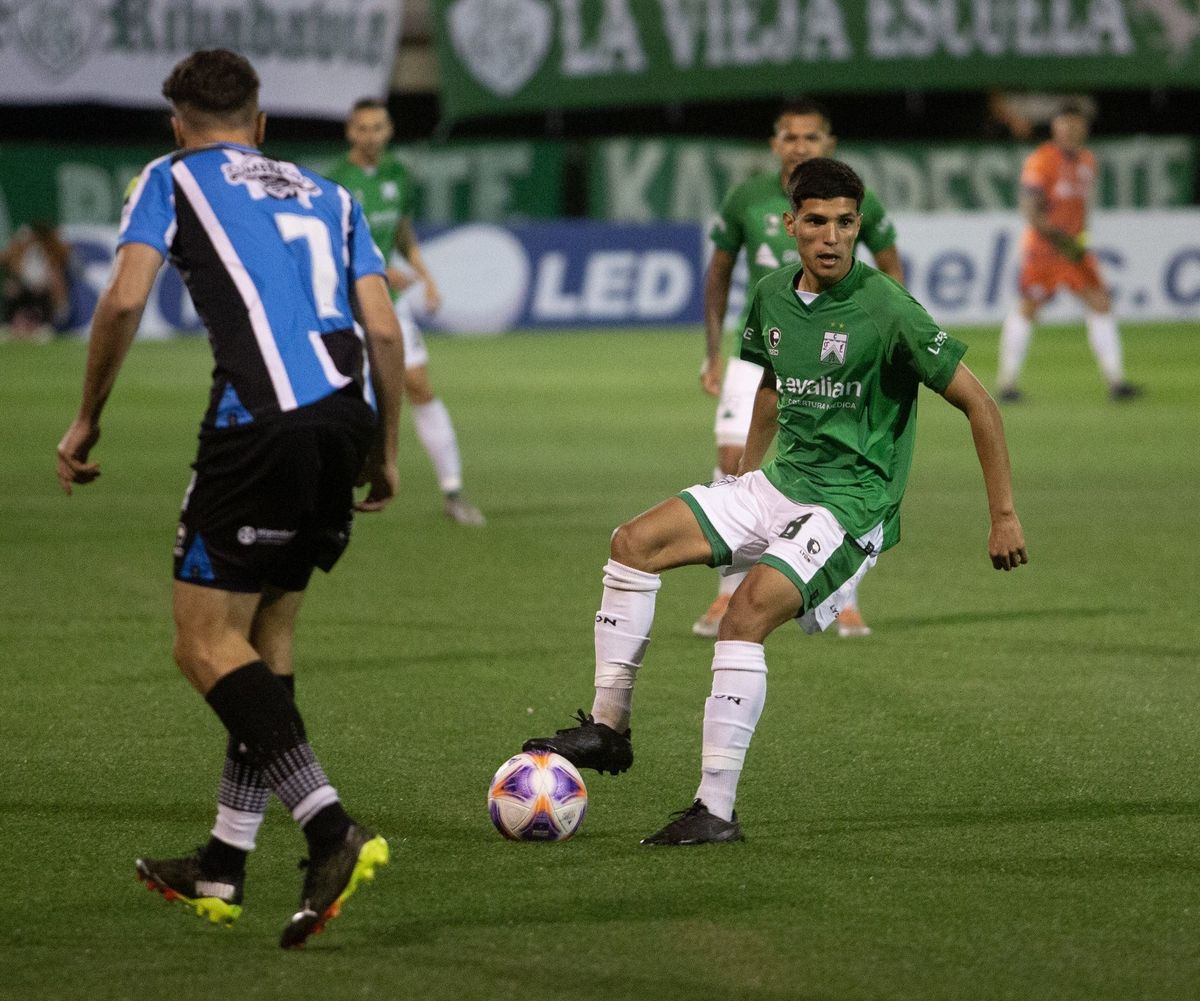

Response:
(997, 102), (1141, 403)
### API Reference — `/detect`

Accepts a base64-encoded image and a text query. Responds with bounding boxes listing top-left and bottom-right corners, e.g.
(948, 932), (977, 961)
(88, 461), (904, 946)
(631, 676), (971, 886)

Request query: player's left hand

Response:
(988, 511), (1028, 571)
(354, 454), (398, 513)
(56, 419), (102, 495)
(423, 279), (442, 315)
(700, 355), (722, 397)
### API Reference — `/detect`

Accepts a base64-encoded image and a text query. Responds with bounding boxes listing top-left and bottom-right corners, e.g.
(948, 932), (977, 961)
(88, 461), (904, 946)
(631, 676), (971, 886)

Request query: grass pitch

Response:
(2, 323), (1198, 1000)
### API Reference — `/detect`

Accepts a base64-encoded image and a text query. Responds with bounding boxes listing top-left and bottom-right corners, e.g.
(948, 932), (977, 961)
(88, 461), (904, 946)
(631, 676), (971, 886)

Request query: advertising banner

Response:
(0, 140), (565, 245)
(723, 209), (1200, 326)
(60, 212), (1198, 338)
(433, 0), (1200, 120)
(0, 0), (401, 119)
(590, 136), (1196, 219)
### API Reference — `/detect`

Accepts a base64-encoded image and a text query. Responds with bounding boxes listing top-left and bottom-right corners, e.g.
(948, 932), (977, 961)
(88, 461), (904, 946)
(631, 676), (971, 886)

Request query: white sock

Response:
(211, 803), (265, 852)
(696, 640), (767, 821)
(997, 310), (1033, 388)
(592, 559), (661, 730)
(1085, 310), (1125, 385)
(843, 575), (860, 609)
(412, 399), (463, 494)
(718, 569), (745, 597)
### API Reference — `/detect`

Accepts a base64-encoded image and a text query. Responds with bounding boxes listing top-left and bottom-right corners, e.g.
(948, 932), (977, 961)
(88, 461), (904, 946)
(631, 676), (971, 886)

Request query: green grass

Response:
(2, 322), (1198, 1000)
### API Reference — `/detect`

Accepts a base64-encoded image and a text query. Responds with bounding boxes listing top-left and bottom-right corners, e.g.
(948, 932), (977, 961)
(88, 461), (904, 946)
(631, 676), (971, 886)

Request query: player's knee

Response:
(405, 368), (434, 404)
(718, 588), (776, 643)
(609, 520), (656, 571)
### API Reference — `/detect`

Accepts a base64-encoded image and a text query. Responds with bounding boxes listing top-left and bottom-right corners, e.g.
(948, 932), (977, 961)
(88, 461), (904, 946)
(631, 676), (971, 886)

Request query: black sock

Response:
(204, 674), (298, 878)
(200, 836), (248, 879)
(206, 661), (338, 823)
(303, 801), (353, 859)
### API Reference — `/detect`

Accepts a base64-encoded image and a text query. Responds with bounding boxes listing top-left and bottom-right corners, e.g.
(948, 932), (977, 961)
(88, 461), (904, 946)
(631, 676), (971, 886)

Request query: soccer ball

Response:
(487, 751), (588, 841)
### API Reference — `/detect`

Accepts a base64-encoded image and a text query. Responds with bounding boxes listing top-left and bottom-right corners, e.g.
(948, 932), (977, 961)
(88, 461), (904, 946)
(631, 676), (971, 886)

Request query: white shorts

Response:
(394, 295), (429, 370)
(680, 470), (881, 634)
(713, 356), (765, 448)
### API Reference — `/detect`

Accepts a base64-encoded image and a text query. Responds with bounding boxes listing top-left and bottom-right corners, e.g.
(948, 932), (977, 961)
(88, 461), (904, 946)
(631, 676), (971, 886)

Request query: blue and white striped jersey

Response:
(119, 143), (386, 427)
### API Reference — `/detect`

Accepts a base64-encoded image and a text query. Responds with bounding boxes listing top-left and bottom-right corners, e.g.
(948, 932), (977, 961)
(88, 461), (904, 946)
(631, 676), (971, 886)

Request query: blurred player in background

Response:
(328, 99), (485, 526)
(997, 102), (1141, 402)
(525, 159), (1026, 845)
(56, 49), (399, 948)
(695, 98), (904, 640)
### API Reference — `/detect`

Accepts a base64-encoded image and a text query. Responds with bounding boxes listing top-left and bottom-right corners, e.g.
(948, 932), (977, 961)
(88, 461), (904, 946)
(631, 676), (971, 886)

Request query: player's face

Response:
(771, 113), (835, 178)
(1051, 112), (1088, 152)
(346, 108), (393, 159)
(785, 196), (861, 290)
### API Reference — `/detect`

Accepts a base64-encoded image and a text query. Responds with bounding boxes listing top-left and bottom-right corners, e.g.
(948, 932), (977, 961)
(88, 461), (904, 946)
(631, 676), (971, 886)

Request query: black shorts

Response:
(173, 390), (376, 593)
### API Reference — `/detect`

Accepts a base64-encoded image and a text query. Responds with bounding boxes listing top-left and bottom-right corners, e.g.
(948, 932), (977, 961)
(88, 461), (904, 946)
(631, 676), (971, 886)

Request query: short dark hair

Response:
(787, 158), (864, 211)
(162, 49), (259, 124)
(1056, 100), (1091, 121)
(351, 97), (388, 115)
(776, 97), (832, 132)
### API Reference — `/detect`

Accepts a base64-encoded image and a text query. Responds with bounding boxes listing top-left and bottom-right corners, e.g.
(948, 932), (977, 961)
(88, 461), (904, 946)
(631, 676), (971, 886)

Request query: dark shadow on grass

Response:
(874, 606), (1130, 631)
(0, 799), (214, 824)
(797, 798), (1200, 836)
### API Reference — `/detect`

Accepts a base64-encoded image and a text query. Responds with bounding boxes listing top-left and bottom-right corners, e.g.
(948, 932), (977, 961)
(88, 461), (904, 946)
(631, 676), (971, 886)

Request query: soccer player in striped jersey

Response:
(56, 49), (400, 948)
(696, 98), (905, 640)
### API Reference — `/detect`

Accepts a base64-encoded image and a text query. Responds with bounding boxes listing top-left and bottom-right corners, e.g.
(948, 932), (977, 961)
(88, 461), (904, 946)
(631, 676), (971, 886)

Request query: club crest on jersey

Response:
(767, 327), (782, 355)
(221, 153), (320, 209)
(820, 331), (847, 365)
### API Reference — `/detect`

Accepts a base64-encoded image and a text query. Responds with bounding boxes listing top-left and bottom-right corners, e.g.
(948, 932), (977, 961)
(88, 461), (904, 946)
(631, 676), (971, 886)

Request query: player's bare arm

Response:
(56, 241), (163, 495)
(737, 368), (778, 475)
(395, 217), (441, 313)
(940, 362), (1028, 571)
(872, 245), (905, 285)
(701, 248), (737, 396)
(1020, 186), (1084, 261)
(354, 272), (406, 512)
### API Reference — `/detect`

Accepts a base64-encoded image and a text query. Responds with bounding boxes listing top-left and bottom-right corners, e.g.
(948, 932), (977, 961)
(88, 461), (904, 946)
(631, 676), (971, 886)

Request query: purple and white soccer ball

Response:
(488, 751), (588, 841)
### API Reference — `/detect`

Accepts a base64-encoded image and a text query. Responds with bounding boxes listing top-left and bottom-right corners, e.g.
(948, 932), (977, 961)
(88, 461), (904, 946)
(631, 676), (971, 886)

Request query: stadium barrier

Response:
(62, 212), (1199, 338)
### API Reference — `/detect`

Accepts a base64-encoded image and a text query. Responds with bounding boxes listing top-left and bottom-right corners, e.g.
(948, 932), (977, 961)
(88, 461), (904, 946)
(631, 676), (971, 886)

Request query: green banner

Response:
(0, 140), (564, 244)
(433, 0), (1200, 120)
(587, 136), (1196, 219)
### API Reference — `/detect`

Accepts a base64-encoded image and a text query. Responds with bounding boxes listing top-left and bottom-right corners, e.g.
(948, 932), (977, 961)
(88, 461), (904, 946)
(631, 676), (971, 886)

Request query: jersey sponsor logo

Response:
(820, 331), (847, 365)
(381, 180), (399, 201)
(767, 326), (781, 355)
(755, 243), (780, 270)
(221, 153), (321, 209)
(778, 375), (863, 403)
(764, 213), (782, 237)
(237, 526), (297, 546)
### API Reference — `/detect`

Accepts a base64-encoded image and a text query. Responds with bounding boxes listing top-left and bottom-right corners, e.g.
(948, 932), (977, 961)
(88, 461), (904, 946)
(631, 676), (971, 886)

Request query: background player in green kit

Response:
(694, 98), (904, 639)
(524, 158), (1027, 846)
(328, 99), (485, 526)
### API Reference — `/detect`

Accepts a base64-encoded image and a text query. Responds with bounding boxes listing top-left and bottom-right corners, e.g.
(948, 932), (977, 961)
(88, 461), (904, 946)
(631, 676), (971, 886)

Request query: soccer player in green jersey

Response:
(695, 98), (904, 639)
(525, 158), (1027, 845)
(328, 99), (485, 526)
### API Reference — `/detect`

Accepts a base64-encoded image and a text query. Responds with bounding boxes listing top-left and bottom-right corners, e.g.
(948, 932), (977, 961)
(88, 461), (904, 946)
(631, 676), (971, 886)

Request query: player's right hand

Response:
(700, 355), (722, 397)
(355, 457), (398, 512)
(56, 420), (101, 495)
(988, 512), (1028, 571)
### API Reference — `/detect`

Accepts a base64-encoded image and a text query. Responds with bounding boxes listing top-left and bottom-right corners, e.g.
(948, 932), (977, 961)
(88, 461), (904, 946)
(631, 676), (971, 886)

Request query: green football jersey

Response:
(326, 154), (415, 299)
(739, 260), (966, 551)
(709, 170), (897, 330)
